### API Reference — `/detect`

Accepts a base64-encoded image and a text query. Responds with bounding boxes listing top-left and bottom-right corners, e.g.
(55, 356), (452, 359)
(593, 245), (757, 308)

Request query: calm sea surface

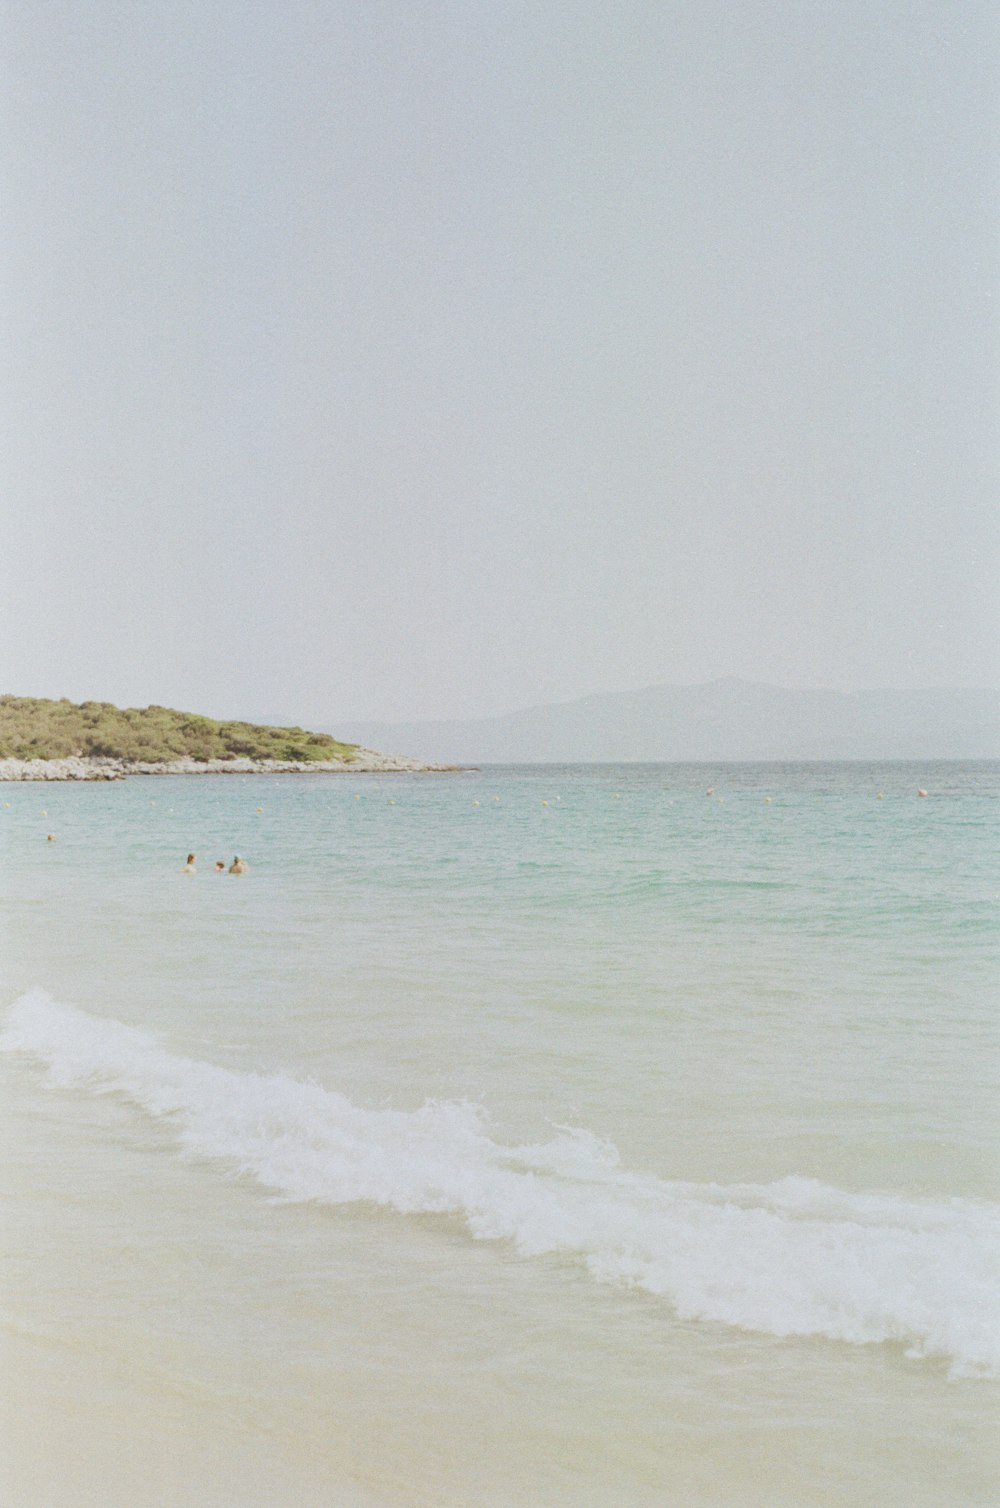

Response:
(1, 763), (997, 1505)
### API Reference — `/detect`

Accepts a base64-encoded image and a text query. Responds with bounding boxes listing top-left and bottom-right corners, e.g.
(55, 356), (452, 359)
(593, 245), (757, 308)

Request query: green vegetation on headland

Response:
(0, 696), (359, 764)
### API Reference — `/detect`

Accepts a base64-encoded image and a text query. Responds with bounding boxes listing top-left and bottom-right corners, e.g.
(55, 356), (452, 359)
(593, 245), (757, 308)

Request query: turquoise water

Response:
(1, 764), (998, 1505)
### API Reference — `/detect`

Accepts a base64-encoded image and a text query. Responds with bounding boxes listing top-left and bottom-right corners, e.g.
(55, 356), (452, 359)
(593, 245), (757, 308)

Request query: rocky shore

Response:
(0, 750), (456, 781)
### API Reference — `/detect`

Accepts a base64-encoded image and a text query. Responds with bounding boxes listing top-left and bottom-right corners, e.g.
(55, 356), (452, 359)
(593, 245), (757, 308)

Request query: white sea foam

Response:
(4, 989), (998, 1377)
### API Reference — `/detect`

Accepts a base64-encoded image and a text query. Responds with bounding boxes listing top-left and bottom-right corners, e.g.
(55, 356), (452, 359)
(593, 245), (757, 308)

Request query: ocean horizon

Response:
(2, 761), (997, 1505)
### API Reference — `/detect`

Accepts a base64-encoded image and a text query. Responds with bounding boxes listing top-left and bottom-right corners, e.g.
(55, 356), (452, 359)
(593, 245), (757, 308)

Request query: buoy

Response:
(41, 809), (48, 816)
(354, 794), (361, 800)
(257, 806), (263, 813)
(472, 800), (480, 807)
(917, 789), (928, 798)
(388, 799), (396, 805)
(542, 800), (549, 807)
(876, 793), (884, 800)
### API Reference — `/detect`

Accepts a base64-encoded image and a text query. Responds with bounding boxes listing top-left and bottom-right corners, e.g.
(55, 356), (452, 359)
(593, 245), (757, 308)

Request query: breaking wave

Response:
(3, 989), (998, 1376)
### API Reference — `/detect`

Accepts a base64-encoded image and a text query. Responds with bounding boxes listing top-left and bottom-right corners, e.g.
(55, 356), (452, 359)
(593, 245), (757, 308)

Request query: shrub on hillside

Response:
(0, 696), (358, 763)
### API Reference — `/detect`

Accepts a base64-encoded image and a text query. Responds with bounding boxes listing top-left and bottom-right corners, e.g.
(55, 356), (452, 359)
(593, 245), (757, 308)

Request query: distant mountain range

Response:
(327, 679), (1000, 763)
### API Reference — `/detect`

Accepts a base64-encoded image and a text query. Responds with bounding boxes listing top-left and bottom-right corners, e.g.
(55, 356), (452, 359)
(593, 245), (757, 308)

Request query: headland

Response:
(0, 696), (453, 779)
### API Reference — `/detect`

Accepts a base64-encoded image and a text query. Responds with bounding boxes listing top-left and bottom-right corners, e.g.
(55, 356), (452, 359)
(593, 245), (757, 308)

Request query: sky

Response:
(2, 0), (997, 725)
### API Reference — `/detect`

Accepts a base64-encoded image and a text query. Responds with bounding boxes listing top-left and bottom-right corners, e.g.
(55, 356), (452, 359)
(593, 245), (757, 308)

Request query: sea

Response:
(1, 762), (997, 1507)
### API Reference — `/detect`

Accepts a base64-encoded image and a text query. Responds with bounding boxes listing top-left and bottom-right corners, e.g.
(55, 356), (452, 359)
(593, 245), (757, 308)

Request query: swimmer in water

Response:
(182, 853), (196, 873)
(229, 856), (248, 874)
(214, 860), (225, 872)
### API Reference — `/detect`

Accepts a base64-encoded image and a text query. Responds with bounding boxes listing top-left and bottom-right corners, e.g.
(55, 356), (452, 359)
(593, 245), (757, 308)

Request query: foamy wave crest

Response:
(4, 989), (999, 1376)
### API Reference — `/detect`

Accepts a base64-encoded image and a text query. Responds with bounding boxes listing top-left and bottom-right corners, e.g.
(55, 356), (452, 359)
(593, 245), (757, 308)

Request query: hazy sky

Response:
(2, 0), (997, 723)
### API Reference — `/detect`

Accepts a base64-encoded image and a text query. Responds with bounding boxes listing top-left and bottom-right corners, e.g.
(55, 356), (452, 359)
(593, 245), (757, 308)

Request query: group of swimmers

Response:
(182, 854), (248, 874)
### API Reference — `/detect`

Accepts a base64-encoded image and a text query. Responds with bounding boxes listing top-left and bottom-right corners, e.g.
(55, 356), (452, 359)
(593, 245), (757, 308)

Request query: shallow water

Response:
(1, 763), (998, 1505)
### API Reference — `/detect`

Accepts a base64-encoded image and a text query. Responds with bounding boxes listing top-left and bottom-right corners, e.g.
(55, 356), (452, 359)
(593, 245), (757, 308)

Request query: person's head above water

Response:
(214, 860), (225, 871)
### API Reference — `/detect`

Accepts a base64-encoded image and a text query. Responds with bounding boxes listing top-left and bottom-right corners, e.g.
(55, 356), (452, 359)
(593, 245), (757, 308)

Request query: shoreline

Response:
(0, 751), (459, 781)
